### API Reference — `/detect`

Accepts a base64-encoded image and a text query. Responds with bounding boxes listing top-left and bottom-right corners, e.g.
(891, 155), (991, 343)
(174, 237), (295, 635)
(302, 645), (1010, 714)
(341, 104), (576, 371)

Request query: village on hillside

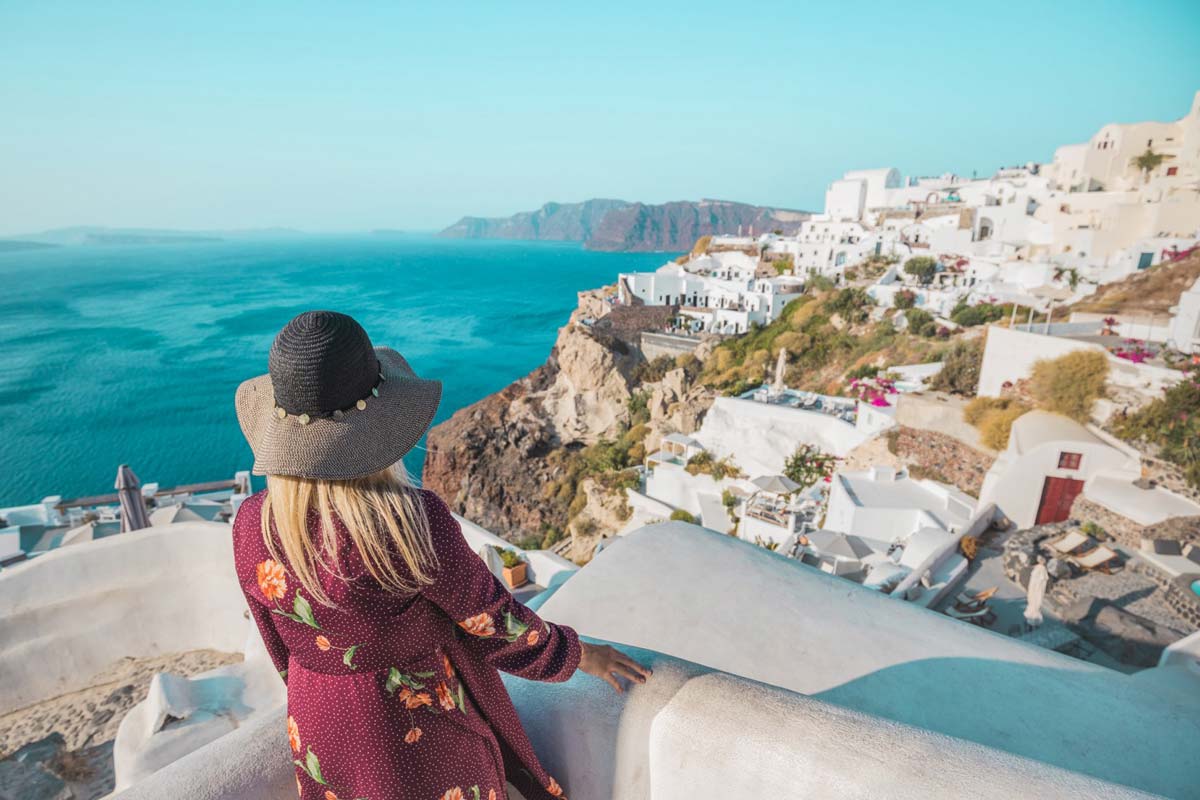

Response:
(3, 93), (1200, 799)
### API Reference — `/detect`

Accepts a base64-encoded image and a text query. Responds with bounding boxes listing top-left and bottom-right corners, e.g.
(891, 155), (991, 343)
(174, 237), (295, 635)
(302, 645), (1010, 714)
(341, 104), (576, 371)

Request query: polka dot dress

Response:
(233, 489), (580, 800)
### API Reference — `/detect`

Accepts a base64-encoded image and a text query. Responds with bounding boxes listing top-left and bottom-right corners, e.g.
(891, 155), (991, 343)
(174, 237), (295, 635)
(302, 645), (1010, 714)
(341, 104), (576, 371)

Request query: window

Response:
(1058, 452), (1082, 470)
(1167, 166), (1178, 176)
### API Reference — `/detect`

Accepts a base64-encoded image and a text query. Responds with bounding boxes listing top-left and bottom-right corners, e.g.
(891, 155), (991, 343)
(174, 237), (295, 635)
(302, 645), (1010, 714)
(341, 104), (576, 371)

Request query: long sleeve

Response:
(246, 591), (292, 683)
(233, 492), (292, 684)
(420, 493), (581, 682)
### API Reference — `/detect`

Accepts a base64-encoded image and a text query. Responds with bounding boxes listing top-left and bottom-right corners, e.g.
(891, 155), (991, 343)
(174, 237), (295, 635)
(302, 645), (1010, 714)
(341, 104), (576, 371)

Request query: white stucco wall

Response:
(976, 325), (1108, 397)
(695, 396), (870, 476)
(0, 521), (251, 715)
(537, 524), (1199, 798)
(112, 645), (1160, 800)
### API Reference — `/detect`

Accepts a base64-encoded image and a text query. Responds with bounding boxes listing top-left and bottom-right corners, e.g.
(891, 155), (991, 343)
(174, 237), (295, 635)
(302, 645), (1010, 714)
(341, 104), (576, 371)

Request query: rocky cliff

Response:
(423, 288), (715, 551)
(439, 198), (808, 251)
(438, 199), (630, 243)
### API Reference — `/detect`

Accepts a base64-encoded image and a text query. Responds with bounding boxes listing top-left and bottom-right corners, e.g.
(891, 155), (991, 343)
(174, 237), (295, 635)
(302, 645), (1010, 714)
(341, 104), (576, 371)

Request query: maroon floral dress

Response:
(232, 489), (580, 800)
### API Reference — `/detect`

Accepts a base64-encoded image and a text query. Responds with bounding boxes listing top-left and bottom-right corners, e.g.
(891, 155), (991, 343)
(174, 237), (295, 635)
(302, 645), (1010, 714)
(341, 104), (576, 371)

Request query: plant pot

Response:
(503, 562), (528, 589)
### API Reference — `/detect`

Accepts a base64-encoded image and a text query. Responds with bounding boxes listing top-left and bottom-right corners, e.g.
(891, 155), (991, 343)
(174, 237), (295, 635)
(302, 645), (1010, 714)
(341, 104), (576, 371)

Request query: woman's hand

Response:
(577, 642), (652, 693)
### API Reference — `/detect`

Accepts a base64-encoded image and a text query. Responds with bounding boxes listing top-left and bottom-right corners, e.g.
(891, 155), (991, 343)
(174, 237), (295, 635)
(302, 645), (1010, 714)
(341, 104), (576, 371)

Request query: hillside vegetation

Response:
(698, 288), (952, 396)
(1069, 251), (1200, 315)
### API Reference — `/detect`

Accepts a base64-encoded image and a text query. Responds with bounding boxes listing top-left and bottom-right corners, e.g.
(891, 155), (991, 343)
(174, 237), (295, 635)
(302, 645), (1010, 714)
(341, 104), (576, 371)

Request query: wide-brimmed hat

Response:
(235, 310), (442, 479)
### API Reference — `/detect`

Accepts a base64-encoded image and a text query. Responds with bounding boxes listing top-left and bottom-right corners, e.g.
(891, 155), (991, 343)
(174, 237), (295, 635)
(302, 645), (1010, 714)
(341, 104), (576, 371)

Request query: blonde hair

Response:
(261, 463), (438, 607)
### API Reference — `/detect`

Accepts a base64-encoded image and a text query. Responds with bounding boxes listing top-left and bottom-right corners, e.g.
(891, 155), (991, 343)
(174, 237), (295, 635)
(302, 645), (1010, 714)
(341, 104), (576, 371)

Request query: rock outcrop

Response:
(439, 198), (809, 252)
(424, 290), (646, 539)
(423, 287), (716, 545)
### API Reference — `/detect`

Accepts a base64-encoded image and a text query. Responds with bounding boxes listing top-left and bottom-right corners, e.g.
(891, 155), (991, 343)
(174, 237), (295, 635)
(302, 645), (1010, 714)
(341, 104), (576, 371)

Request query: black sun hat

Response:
(235, 311), (442, 479)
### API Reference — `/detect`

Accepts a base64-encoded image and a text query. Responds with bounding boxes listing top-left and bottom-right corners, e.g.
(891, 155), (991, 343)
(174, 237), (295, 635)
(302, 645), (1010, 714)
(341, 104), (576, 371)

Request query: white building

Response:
(617, 251), (804, 334)
(1167, 273), (1200, 354)
(694, 391), (895, 478)
(979, 410), (1200, 529)
(826, 466), (976, 541)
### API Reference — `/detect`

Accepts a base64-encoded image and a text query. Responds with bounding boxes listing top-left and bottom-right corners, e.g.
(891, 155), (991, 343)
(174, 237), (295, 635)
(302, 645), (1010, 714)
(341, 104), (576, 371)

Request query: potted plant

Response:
(497, 548), (528, 588)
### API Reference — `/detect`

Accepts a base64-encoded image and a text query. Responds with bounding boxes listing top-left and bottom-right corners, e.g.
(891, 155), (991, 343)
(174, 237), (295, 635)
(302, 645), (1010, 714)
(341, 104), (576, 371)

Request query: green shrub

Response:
(827, 287), (874, 323)
(1113, 364), (1200, 490)
(951, 303), (1005, 327)
(807, 275), (836, 293)
(905, 308), (937, 337)
(669, 509), (696, 523)
(1030, 350), (1109, 421)
(894, 289), (917, 310)
(903, 256), (938, 284)
(493, 547), (526, 568)
(541, 527), (565, 548)
(783, 444), (836, 489)
(632, 355), (675, 384)
(930, 338), (984, 395)
(627, 391), (650, 425)
(846, 363), (880, 381)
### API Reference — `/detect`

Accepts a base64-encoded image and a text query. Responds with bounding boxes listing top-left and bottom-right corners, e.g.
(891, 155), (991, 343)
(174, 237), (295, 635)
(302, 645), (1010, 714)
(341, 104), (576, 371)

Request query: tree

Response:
(783, 444), (836, 489)
(931, 339), (984, 395)
(1133, 148), (1165, 182)
(1029, 350), (1109, 421)
(903, 256), (938, 285)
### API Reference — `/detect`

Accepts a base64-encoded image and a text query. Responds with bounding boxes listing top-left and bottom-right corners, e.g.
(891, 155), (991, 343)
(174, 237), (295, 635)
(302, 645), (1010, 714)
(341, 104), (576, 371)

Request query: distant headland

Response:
(439, 198), (811, 252)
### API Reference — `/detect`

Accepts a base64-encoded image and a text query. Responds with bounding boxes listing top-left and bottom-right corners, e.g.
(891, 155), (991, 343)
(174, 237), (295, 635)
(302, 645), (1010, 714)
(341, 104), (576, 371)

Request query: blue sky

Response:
(2, 1), (1198, 235)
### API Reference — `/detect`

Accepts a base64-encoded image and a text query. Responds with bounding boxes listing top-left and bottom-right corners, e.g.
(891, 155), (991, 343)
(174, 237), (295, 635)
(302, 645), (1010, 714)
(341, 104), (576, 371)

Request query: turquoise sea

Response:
(0, 236), (670, 507)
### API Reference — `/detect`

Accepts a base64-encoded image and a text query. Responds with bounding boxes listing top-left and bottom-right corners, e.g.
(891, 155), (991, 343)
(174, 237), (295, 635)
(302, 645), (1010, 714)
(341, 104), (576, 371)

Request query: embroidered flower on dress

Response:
(547, 776), (564, 797)
(527, 629), (539, 646)
(436, 682), (456, 711)
(488, 790), (497, 800)
(296, 775), (302, 797)
(257, 559), (288, 601)
(405, 691), (433, 709)
(440, 789), (465, 800)
(324, 791), (338, 800)
(315, 635), (332, 651)
(287, 716), (301, 753)
(404, 726), (422, 744)
(458, 613), (495, 637)
(443, 653), (455, 679)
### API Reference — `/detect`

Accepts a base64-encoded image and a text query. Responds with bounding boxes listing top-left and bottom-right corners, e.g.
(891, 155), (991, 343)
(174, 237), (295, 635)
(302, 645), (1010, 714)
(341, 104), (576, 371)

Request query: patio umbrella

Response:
(1024, 562), (1049, 628)
(823, 533), (876, 561)
(116, 464), (151, 532)
(751, 475), (801, 495)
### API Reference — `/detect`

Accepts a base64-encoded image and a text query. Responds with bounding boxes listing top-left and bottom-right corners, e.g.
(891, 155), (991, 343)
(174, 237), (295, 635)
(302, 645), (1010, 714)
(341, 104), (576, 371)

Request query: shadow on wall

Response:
(812, 655), (1197, 797)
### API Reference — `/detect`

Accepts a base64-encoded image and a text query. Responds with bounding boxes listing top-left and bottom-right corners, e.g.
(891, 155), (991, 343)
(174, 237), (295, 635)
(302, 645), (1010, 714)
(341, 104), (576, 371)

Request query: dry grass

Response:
(1069, 251), (1200, 315)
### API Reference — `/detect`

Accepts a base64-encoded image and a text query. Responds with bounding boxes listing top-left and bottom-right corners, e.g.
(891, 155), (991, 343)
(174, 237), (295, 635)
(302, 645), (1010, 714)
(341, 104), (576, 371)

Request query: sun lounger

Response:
(1049, 531), (1089, 555)
(1075, 545), (1120, 572)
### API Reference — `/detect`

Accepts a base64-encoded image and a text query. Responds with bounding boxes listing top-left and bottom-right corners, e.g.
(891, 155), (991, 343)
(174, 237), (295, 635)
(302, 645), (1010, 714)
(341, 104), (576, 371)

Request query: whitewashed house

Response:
(617, 251), (803, 334)
(978, 410), (1200, 529)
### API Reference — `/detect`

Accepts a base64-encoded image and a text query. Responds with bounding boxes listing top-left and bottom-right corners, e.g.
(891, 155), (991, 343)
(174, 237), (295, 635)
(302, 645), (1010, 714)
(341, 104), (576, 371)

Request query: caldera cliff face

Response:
(423, 287), (712, 550)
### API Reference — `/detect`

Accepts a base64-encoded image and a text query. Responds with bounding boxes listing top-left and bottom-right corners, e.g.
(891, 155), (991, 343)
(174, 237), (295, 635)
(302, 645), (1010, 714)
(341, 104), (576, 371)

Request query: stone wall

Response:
(886, 425), (996, 497)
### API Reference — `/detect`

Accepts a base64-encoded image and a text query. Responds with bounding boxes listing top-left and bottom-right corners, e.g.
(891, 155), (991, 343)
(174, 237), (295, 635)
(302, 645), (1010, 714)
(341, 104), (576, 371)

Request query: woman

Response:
(232, 311), (651, 800)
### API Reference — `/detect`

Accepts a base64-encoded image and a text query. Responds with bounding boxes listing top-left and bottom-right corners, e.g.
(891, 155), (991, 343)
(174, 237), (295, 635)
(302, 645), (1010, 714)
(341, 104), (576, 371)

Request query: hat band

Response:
(273, 362), (385, 426)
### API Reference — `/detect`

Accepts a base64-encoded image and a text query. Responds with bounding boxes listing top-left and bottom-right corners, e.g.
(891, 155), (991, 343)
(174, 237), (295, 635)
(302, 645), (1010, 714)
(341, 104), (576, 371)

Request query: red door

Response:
(1036, 477), (1085, 524)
